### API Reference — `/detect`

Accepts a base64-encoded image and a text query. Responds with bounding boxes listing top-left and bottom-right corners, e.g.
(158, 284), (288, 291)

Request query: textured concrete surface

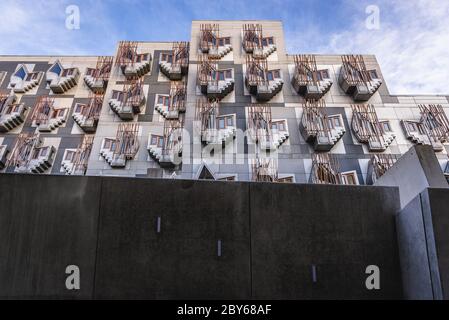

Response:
(0, 174), (101, 299)
(427, 188), (449, 299)
(94, 178), (251, 299)
(0, 174), (406, 299)
(396, 194), (438, 299)
(250, 182), (402, 299)
(375, 145), (448, 209)
(396, 188), (449, 300)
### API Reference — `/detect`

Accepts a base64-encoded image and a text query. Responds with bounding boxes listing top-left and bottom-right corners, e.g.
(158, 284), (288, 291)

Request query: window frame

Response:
(157, 95), (170, 107)
(65, 150), (75, 161)
(341, 170), (359, 185)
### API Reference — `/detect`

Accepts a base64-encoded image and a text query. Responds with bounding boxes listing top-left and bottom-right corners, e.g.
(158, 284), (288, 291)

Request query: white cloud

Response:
(0, 0), (121, 55)
(311, 0), (449, 95)
(1, 0), (447, 95)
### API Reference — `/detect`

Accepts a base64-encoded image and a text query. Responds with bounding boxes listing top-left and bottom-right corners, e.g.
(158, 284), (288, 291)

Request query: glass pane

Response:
(279, 122), (285, 131)
(40, 147), (48, 157)
(50, 63), (62, 75)
(321, 70), (329, 79)
(15, 67), (27, 80)
(334, 118), (341, 126)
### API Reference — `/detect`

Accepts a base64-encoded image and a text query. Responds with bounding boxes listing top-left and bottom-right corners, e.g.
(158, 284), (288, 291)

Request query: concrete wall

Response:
(375, 145), (448, 209)
(0, 174), (403, 299)
(397, 188), (449, 299)
(250, 182), (402, 299)
(0, 174), (101, 299)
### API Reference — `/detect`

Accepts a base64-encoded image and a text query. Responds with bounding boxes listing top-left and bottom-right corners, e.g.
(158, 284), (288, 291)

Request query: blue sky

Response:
(1, 0), (448, 95)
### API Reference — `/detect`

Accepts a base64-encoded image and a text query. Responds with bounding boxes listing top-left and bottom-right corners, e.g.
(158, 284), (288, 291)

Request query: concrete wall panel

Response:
(0, 174), (101, 299)
(93, 178), (251, 299)
(250, 183), (403, 299)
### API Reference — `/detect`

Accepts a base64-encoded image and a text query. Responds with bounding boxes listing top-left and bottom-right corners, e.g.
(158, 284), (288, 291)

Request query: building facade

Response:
(1, 20), (448, 185)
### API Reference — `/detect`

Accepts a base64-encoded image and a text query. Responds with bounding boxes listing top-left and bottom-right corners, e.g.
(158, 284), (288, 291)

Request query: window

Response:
(75, 104), (84, 113)
(151, 135), (164, 147)
(267, 70), (280, 81)
(262, 37), (274, 46)
(272, 120), (286, 131)
(341, 171), (359, 185)
(41, 147), (49, 157)
(328, 116), (341, 127)
(151, 135), (158, 145)
(277, 176), (293, 183)
(112, 90), (123, 101)
(218, 118), (225, 129)
(216, 115), (234, 129)
(218, 37), (231, 46)
(157, 95), (170, 107)
(65, 150), (75, 161)
(369, 69), (379, 79)
(218, 176), (236, 181)
(407, 122), (418, 132)
(86, 68), (95, 76)
(61, 68), (74, 77)
(103, 139), (115, 150)
(57, 109), (66, 117)
(381, 121), (392, 132)
(32, 148), (40, 159)
(15, 67), (27, 80)
(226, 116), (233, 127)
(215, 70), (232, 81)
(319, 69), (330, 80)
(161, 53), (173, 63)
(26, 72), (40, 81)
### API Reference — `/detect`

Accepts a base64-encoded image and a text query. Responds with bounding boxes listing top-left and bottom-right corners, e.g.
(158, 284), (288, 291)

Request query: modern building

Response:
(1, 20), (449, 185)
(2, 20), (449, 300)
